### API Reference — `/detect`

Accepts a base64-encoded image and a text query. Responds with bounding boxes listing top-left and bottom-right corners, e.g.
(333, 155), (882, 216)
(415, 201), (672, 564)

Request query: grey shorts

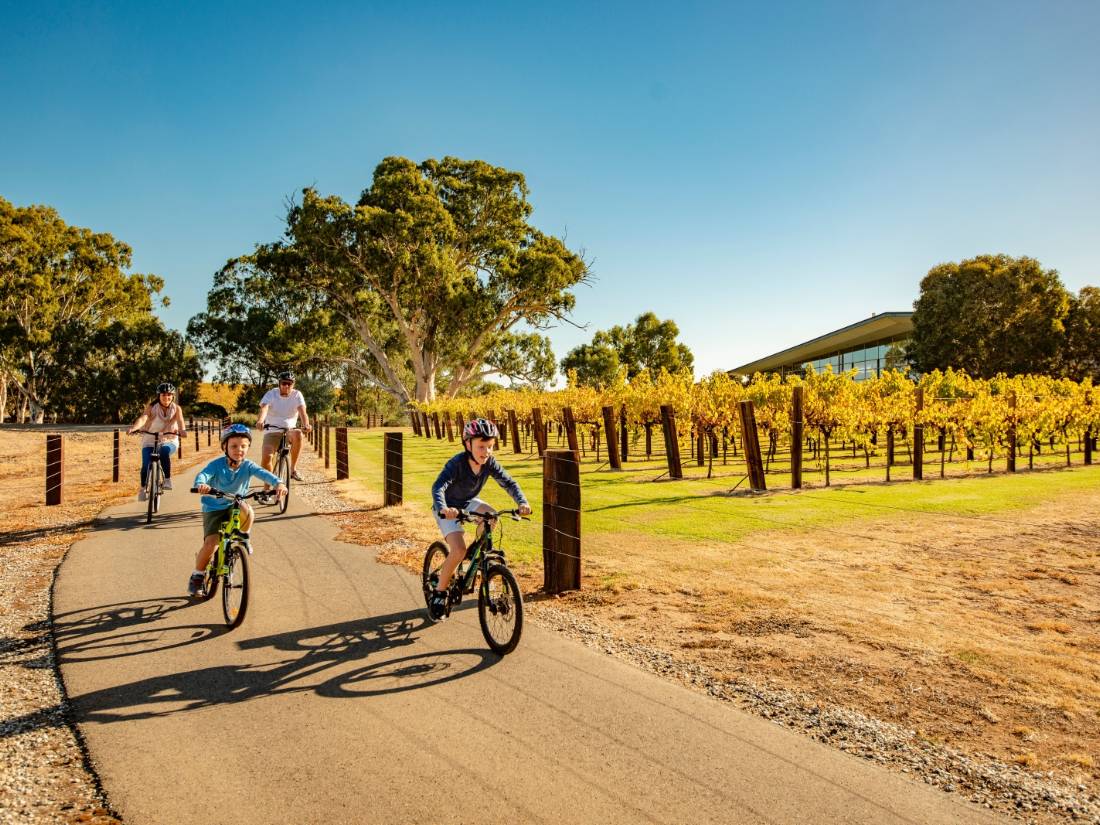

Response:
(433, 498), (490, 537)
(202, 508), (232, 538)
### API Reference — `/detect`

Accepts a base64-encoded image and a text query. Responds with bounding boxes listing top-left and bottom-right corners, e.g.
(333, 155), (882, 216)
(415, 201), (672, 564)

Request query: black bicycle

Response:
(421, 508), (528, 655)
(132, 429), (179, 524)
(190, 487), (258, 628)
(261, 424), (295, 514)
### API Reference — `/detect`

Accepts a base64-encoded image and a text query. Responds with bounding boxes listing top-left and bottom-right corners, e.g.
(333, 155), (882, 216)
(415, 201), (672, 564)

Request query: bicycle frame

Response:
(449, 511), (514, 598)
(212, 502), (251, 573)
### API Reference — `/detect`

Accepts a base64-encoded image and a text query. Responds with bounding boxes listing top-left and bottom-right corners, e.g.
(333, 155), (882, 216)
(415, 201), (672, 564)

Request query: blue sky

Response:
(3, 1), (1098, 379)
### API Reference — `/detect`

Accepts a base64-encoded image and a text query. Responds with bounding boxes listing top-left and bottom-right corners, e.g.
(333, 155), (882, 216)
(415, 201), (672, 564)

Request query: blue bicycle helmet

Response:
(220, 423), (252, 446)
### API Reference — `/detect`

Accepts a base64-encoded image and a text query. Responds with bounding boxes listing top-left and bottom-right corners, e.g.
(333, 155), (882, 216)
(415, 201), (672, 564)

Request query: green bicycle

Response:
(190, 486), (256, 628)
(421, 508), (528, 655)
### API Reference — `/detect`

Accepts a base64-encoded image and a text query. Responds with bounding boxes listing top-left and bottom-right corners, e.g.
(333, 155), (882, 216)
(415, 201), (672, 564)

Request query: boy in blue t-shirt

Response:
(428, 417), (531, 620)
(188, 424), (285, 596)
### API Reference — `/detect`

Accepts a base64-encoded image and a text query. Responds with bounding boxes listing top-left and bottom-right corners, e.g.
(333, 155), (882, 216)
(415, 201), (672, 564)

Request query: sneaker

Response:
(187, 573), (205, 597)
(291, 470), (304, 482)
(428, 589), (449, 621)
(137, 488), (147, 502)
(162, 478), (173, 491)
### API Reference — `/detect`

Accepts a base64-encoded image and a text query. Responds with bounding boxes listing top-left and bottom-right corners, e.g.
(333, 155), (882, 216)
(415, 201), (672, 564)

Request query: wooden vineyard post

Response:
(738, 401), (767, 491)
(336, 427), (349, 480)
(507, 409), (522, 454)
(432, 413), (441, 440)
(46, 434), (63, 506)
(790, 386), (803, 489)
(543, 449), (581, 593)
(659, 404), (683, 479)
(531, 407), (548, 456)
(455, 412), (465, 438)
(601, 406), (622, 470)
(1006, 391), (1017, 473)
(113, 429), (120, 483)
(410, 412), (421, 435)
(913, 388), (924, 481)
(445, 414), (454, 443)
(619, 405), (628, 463)
(561, 406), (581, 461)
(422, 413), (432, 439)
(384, 432), (402, 506)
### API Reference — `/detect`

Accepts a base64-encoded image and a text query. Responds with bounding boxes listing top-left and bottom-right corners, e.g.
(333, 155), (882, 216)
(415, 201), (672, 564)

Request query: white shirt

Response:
(260, 388), (307, 430)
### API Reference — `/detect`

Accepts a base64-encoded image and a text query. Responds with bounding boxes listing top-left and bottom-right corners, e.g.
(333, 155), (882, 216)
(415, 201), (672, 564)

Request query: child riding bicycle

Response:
(429, 418), (531, 620)
(189, 424), (286, 597)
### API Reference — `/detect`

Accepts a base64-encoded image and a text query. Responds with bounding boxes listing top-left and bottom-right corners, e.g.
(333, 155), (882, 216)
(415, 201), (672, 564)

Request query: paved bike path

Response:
(55, 458), (1006, 824)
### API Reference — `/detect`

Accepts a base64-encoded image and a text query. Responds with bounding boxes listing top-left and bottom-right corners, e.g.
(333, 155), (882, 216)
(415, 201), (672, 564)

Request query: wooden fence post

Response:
(324, 424), (331, 469)
(543, 449), (581, 593)
(336, 427), (349, 480)
(384, 432), (402, 506)
(113, 429), (120, 483)
(206, 420), (211, 446)
(1006, 391), (1017, 473)
(659, 404), (683, 479)
(531, 407), (547, 456)
(507, 409), (522, 454)
(738, 401), (767, 491)
(620, 405), (628, 463)
(194, 427), (199, 453)
(790, 386), (803, 489)
(913, 388), (924, 481)
(46, 434), (63, 505)
(561, 406), (580, 461)
(601, 406), (622, 470)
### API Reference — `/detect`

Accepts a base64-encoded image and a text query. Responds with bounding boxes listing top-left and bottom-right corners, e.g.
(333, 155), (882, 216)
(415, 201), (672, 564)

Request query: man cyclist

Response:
(256, 370), (312, 490)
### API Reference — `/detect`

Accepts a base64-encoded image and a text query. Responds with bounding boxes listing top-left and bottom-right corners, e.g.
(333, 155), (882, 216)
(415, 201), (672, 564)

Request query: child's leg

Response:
(434, 530), (468, 591)
(195, 533), (219, 572)
(239, 503), (254, 532)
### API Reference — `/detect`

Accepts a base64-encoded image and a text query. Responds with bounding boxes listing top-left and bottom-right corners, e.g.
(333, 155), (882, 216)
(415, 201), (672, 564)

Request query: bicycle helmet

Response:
(220, 423), (252, 447)
(278, 370), (295, 382)
(462, 418), (499, 442)
(157, 382), (176, 394)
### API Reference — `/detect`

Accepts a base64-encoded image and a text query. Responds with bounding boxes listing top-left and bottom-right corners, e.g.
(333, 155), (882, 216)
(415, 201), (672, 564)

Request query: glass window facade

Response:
(795, 336), (910, 381)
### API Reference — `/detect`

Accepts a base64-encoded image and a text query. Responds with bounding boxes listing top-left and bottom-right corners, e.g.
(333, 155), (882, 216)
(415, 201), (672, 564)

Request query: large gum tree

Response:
(222, 156), (588, 404)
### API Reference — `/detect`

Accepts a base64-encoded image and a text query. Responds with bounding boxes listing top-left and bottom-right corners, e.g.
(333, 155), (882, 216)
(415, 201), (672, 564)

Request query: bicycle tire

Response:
(276, 453), (290, 515)
(421, 541), (449, 610)
(145, 462), (158, 523)
(222, 544), (250, 627)
(478, 563), (523, 655)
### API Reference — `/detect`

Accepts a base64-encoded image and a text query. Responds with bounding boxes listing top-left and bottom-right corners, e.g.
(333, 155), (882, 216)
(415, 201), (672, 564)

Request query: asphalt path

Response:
(55, 452), (1007, 824)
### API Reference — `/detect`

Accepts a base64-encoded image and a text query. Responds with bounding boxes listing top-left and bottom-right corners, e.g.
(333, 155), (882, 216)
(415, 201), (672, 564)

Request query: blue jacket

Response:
(431, 452), (528, 514)
(194, 457), (281, 512)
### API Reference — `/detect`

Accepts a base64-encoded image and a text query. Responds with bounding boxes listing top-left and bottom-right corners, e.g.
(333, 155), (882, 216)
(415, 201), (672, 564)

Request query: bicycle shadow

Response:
(50, 597), (223, 663)
(66, 609), (496, 725)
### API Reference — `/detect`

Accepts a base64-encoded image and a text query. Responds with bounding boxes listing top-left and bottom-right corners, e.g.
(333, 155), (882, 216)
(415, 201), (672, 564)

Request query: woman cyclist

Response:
(127, 382), (187, 500)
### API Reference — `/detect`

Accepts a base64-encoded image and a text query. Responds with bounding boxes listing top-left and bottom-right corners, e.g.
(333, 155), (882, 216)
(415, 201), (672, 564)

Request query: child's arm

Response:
(489, 459), (530, 512)
(431, 456), (460, 515)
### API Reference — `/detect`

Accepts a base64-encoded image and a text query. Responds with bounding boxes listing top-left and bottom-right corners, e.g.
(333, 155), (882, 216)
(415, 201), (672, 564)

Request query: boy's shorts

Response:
(433, 498), (490, 537)
(202, 508), (233, 538)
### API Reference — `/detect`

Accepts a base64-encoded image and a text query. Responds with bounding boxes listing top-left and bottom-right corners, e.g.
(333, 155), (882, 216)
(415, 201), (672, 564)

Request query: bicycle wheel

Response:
(275, 453), (291, 515)
(145, 462), (158, 523)
(478, 563), (523, 655)
(421, 541), (449, 609)
(222, 544), (250, 627)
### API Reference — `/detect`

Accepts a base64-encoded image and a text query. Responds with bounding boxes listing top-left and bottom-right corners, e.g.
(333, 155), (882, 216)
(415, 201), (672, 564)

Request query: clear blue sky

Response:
(3, 1), (1098, 379)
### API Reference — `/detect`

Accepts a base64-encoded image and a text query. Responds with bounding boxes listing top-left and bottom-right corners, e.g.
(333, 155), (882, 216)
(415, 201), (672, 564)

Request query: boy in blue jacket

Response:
(428, 418), (531, 620)
(189, 424), (286, 596)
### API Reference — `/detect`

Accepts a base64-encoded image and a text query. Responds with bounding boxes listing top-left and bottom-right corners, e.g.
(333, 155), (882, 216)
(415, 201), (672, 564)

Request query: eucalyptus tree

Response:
(219, 156), (588, 404)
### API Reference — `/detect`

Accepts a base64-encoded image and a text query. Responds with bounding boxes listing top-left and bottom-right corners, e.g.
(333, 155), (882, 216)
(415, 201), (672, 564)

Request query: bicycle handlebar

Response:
(448, 508), (530, 522)
(131, 429), (181, 436)
(190, 487), (262, 501)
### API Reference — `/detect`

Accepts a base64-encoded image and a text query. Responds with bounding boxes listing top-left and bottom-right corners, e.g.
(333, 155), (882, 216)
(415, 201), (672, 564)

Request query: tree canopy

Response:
(0, 196), (197, 422)
(560, 312), (694, 387)
(202, 156), (589, 404)
(907, 254), (1073, 378)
